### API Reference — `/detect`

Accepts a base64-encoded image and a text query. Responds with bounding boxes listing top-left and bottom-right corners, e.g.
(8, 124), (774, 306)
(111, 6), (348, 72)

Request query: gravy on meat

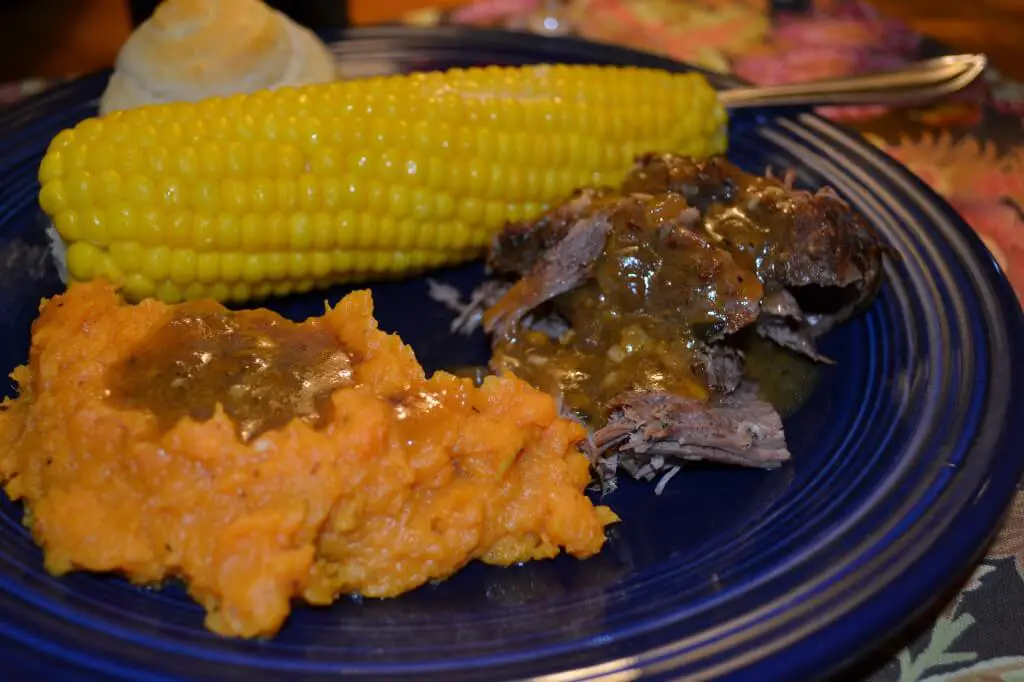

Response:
(490, 191), (768, 424)
(485, 155), (883, 426)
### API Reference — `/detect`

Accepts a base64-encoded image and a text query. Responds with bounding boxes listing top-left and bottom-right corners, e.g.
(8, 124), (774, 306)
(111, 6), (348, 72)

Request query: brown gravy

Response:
(490, 191), (778, 424)
(106, 303), (354, 441)
(740, 334), (821, 418)
(493, 329), (820, 425)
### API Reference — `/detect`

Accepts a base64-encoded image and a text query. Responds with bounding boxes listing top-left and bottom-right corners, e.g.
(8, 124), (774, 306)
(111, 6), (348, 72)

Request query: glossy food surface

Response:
(485, 154), (882, 428)
(108, 303), (354, 441)
(0, 281), (614, 639)
(35, 64), (725, 304)
(490, 192), (762, 417)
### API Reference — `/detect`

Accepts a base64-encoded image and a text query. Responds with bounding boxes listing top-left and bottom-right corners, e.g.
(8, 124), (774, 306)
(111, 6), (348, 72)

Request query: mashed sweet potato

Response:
(0, 281), (617, 638)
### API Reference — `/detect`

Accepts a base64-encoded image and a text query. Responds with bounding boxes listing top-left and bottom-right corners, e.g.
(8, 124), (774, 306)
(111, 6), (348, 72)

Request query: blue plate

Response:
(1, 26), (1023, 682)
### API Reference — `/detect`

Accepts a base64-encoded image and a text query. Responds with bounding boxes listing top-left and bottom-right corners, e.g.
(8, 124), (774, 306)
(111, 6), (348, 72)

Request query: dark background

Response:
(126, 0), (348, 27)
(0, 0), (1021, 85)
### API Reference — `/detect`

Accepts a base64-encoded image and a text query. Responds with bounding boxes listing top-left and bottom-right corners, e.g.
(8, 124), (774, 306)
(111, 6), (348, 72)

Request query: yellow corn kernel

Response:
(67, 242), (103, 281)
(457, 198), (485, 225)
(451, 223), (473, 249)
(155, 280), (184, 303)
(49, 129), (76, 151)
(240, 214), (266, 250)
(289, 253), (310, 278)
(222, 178), (249, 213)
(39, 179), (67, 215)
(231, 280), (250, 303)
(175, 147), (199, 177)
(123, 273), (156, 301)
(81, 208), (108, 244)
(169, 250), (197, 284)
(95, 254), (125, 285)
(184, 282), (207, 300)
(54, 210), (82, 241)
(250, 179), (275, 213)
(242, 254), (265, 282)
(353, 251), (373, 272)
(40, 64), (726, 302)
(64, 171), (93, 210)
(65, 143), (90, 174)
(216, 214), (241, 249)
(110, 242), (144, 273)
(253, 282), (273, 300)
(265, 213), (290, 250)
(220, 253), (244, 281)
(106, 205), (135, 242)
(193, 180), (220, 213)
(288, 214), (313, 250)
(310, 212), (333, 250)
(142, 246), (172, 282)
(272, 281), (294, 297)
(311, 252), (332, 278)
(196, 253), (219, 282)
(166, 211), (193, 248)
(146, 146), (170, 175)
(276, 179), (298, 211)
(209, 282), (230, 301)
(193, 215), (217, 250)
(265, 252), (289, 280)
(94, 169), (123, 205)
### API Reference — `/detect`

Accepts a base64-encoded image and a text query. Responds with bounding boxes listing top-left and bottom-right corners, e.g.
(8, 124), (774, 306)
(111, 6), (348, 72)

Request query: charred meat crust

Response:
(754, 288), (835, 364)
(623, 153), (887, 344)
(489, 154), (888, 361)
(483, 211), (613, 338)
(692, 342), (745, 394)
(482, 154), (891, 488)
(487, 187), (619, 276)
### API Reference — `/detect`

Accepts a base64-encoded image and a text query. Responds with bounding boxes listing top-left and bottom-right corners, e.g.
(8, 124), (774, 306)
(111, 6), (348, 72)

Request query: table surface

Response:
(0, 0), (1023, 82)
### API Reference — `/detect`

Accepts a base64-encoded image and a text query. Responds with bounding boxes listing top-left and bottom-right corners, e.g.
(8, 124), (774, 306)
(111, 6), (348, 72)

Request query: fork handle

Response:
(718, 54), (987, 109)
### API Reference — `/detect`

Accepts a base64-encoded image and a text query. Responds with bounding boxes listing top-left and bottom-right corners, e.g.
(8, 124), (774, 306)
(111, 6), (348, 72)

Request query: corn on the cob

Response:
(38, 64), (727, 303)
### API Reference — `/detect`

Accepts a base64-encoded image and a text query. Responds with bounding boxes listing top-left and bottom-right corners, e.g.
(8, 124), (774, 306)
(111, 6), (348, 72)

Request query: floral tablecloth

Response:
(3, 1), (1024, 678)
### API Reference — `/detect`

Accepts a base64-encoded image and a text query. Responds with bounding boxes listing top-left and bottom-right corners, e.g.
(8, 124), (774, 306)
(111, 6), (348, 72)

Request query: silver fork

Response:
(718, 53), (988, 108)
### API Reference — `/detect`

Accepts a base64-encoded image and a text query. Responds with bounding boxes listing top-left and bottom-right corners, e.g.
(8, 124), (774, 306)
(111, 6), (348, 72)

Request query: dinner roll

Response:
(99, 0), (337, 115)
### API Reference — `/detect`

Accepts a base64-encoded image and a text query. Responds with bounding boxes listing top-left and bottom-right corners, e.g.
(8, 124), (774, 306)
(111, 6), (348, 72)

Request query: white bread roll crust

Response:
(99, 0), (337, 115)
